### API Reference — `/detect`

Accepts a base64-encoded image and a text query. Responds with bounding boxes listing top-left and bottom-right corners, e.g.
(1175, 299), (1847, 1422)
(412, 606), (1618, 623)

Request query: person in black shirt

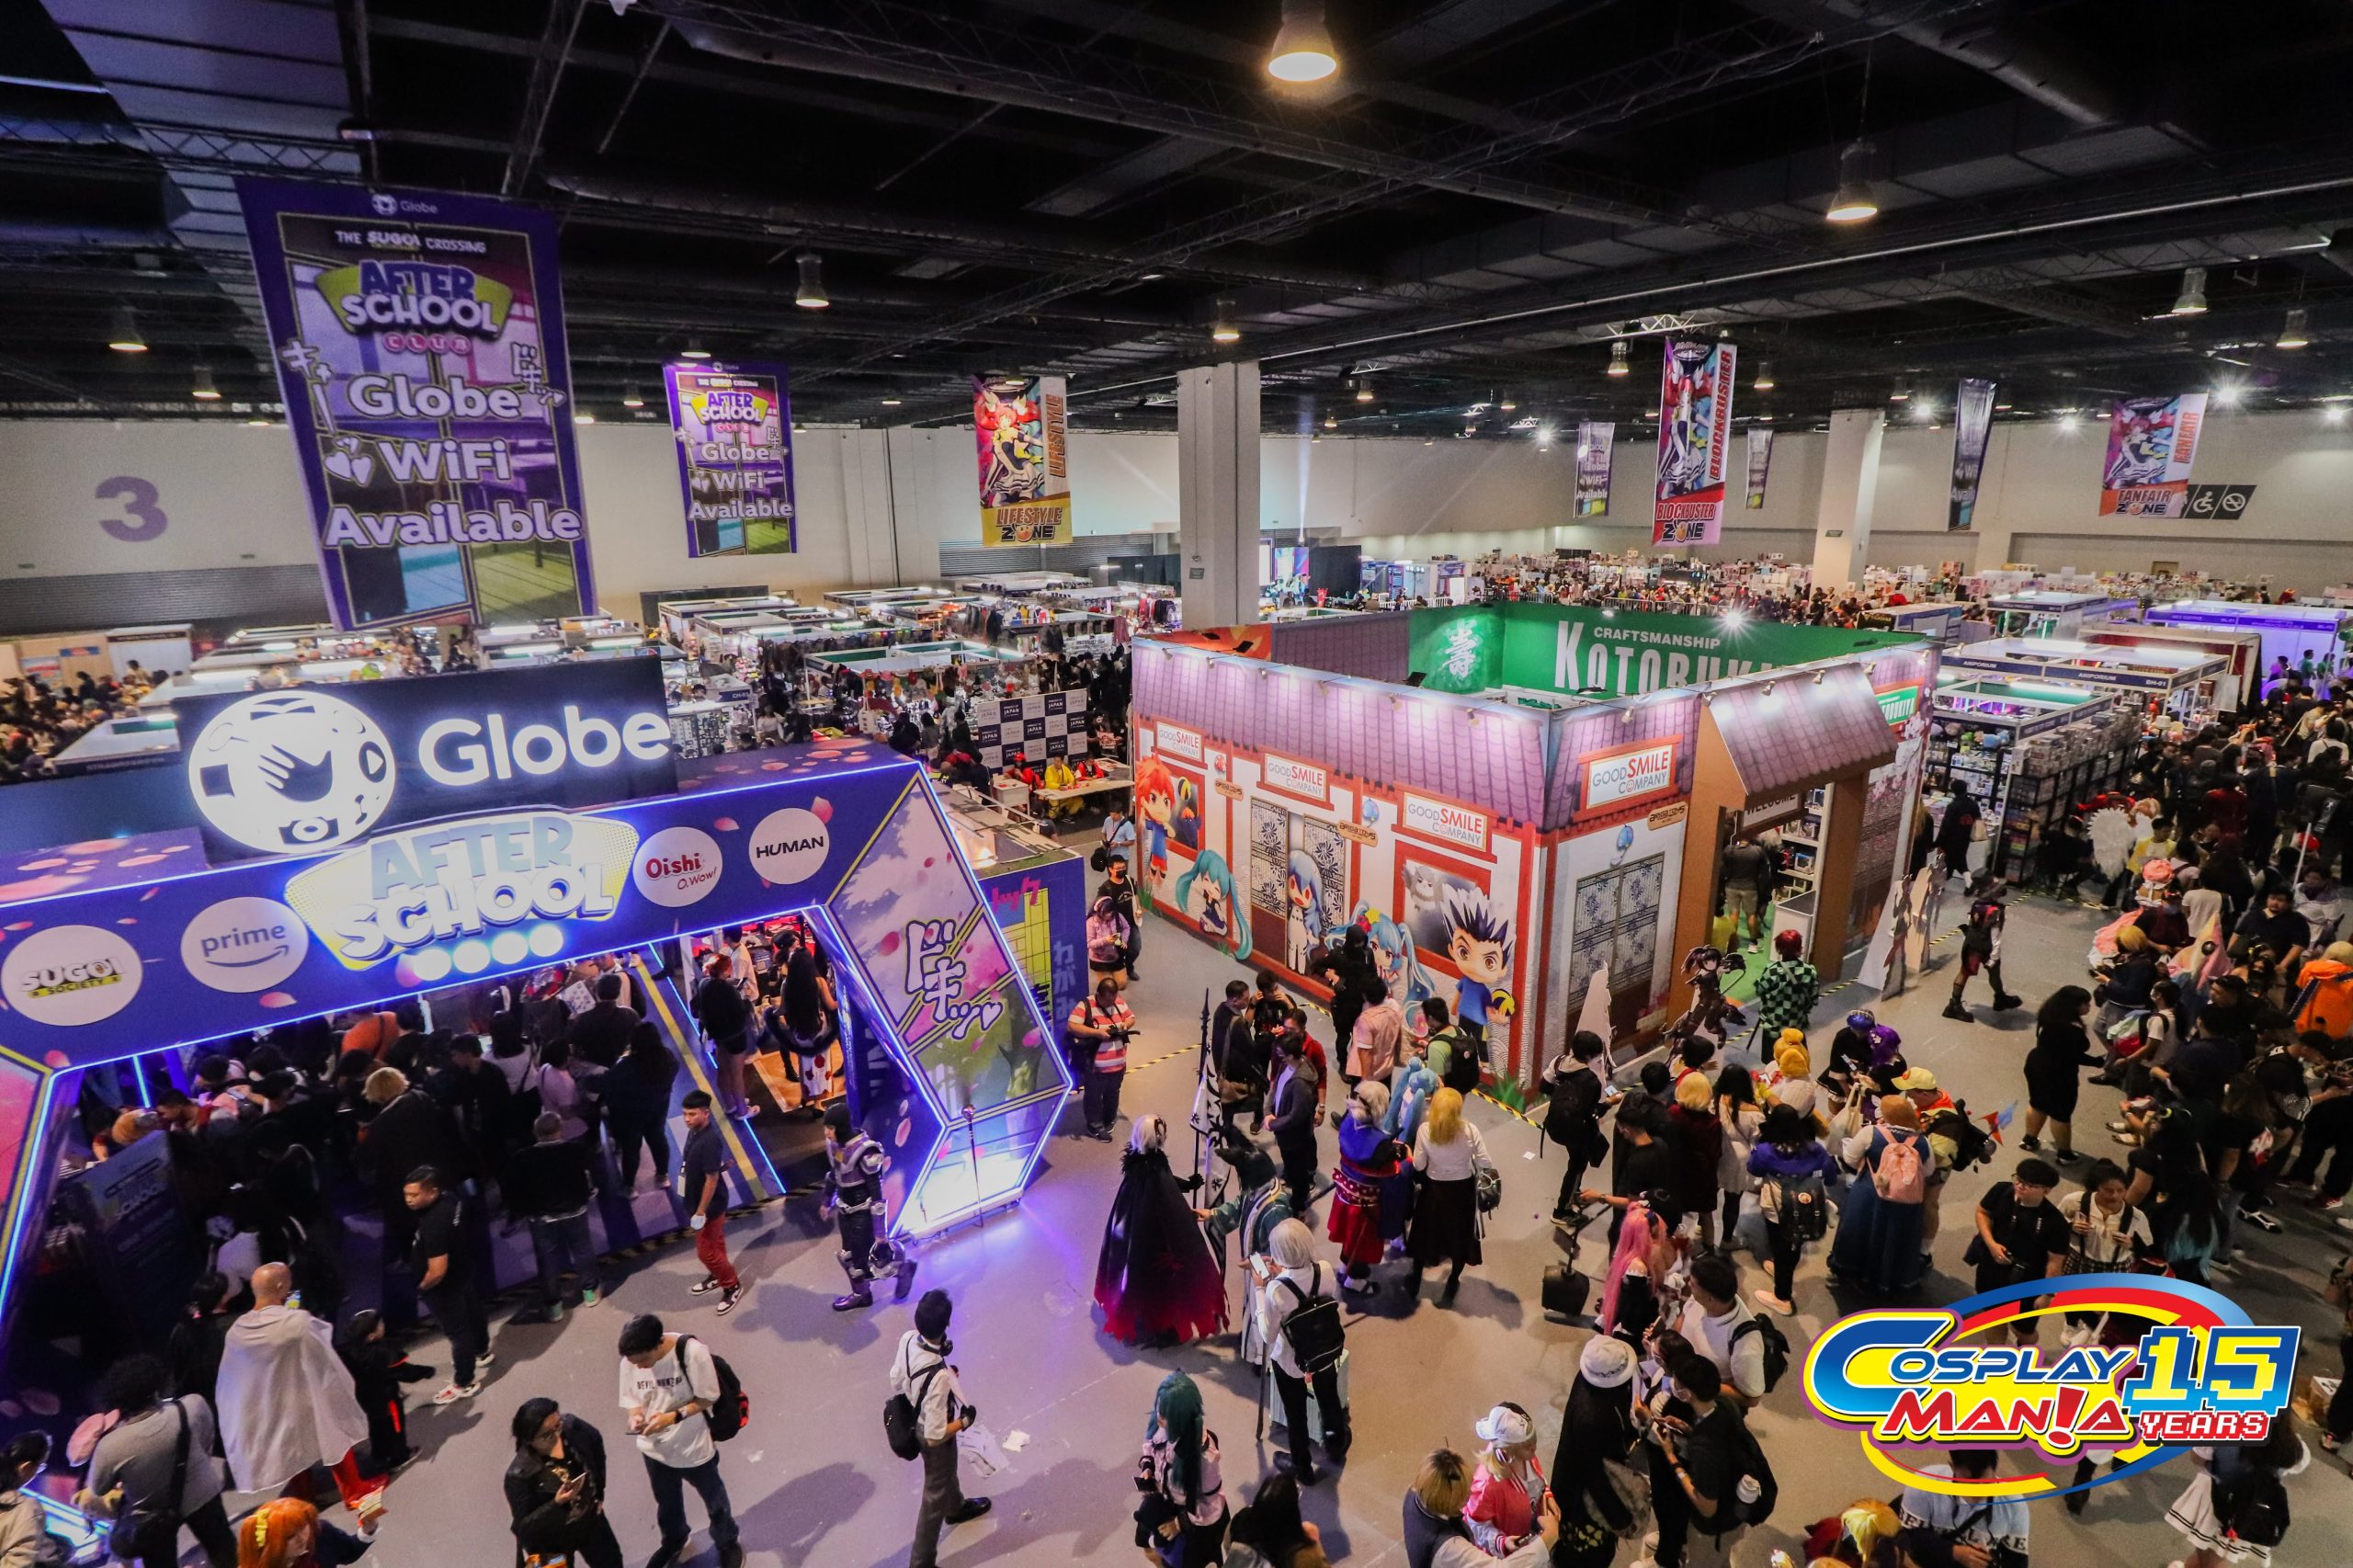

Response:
(1585, 1093), (1675, 1249)
(166, 1273), (236, 1407)
(506, 1397), (621, 1568)
(1654, 1356), (1752, 1566)
(336, 1309), (433, 1475)
(567, 974), (641, 1069)
(691, 957), (754, 1121)
(1971, 1159), (2069, 1338)
(1210, 981), (1249, 1078)
(1543, 1030), (1611, 1224)
(2233, 887), (2312, 989)
(405, 1165), (490, 1404)
(508, 1112), (601, 1322)
(679, 1091), (741, 1314)
(603, 1023), (679, 1193)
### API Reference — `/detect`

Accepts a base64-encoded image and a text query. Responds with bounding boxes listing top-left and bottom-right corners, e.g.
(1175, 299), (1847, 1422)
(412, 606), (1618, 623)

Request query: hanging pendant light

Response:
(1211, 298), (1241, 344)
(1266, 0), (1338, 83)
(794, 253), (830, 309)
(620, 383), (645, 408)
(1605, 340), (1630, 377)
(190, 364), (221, 400)
(2277, 307), (2311, 349)
(107, 305), (148, 352)
(679, 337), (712, 360)
(1753, 361), (1776, 391)
(1825, 142), (1879, 223)
(2169, 267), (2209, 316)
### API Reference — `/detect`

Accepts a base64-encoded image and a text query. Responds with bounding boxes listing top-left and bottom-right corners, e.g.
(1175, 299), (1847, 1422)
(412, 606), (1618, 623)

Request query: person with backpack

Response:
(1542, 1031), (1612, 1228)
(890, 1289), (992, 1568)
(1897, 1449), (2029, 1568)
(616, 1312), (742, 1568)
(1067, 976), (1139, 1143)
(1674, 1254), (1781, 1408)
(1401, 1446), (1560, 1567)
(1251, 1219), (1350, 1486)
(1651, 1355), (1770, 1568)
(1747, 1104), (1836, 1317)
(2164, 1421), (2305, 1568)
(1828, 1096), (1930, 1296)
(1967, 1158), (2070, 1341)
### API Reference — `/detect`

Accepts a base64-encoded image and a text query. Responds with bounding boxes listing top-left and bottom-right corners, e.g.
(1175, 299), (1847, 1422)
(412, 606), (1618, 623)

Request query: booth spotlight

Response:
(1266, 0), (1339, 83)
(2169, 267), (2208, 316)
(794, 253), (831, 309)
(620, 383), (645, 408)
(1211, 298), (1242, 344)
(1606, 339), (1630, 377)
(107, 304), (148, 352)
(2277, 307), (2312, 349)
(679, 336), (712, 359)
(1824, 142), (1879, 223)
(190, 364), (220, 401)
(2213, 382), (2243, 405)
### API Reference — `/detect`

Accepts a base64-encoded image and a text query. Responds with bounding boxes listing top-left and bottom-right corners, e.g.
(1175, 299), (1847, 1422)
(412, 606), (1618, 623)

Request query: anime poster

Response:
(1574, 421), (1614, 517)
(2098, 392), (2208, 517)
(665, 362), (796, 555)
(972, 374), (1072, 545)
(1743, 426), (1774, 510)
(1653, 338), (1736, 545)
(1948, 377), (1996, 530)
(236, 177), (593, 630)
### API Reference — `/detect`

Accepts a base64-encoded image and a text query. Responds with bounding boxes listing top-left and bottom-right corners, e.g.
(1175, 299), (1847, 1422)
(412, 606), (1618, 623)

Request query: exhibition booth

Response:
(0, 667), (1075, 1357)
(1925, 676), (2137, 881)
(1129, 602), (1937, 1089)
(2145, 600), (2353, 690)
(1941, 636), (2229, 722)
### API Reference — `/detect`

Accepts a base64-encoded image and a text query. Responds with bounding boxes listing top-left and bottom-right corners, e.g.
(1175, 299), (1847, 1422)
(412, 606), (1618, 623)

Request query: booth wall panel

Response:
(0, 565), (326, 639)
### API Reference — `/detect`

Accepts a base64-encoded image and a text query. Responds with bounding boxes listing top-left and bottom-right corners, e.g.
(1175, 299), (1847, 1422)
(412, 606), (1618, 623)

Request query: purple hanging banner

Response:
(1949, 377), (1997, 530)
(665, 362), (799, 556)
(1574, 421), (1614, 517)
(237, 178), (594, 631)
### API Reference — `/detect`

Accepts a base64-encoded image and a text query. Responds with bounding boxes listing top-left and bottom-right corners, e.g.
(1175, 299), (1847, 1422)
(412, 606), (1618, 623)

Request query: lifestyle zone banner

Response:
(665, 363), (797, 556)
(1654, 338), (1735, 545)
(974, 374), (1073, 546)
(236, 177), (593, 630)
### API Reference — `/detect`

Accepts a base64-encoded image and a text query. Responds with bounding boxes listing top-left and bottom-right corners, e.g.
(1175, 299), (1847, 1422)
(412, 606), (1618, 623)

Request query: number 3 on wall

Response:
(97, 475), (167, 542)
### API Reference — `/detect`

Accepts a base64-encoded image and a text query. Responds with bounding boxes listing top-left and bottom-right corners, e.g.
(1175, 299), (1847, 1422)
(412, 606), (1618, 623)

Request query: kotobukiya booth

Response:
(1129, 604), (1938, 1092)
(0, 665), (1074, 1355)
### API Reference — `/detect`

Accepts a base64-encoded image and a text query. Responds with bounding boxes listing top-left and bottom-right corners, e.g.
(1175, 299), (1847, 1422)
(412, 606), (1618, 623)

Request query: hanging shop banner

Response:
(1653, 339), (1735, 545)
(665, 362), (797, 556)
(235, 178), (594, 631)
(973, 374), (1072, 546)
(2098, 392), (2209, 517)
(1743, 427), (1774, 509)
(1574, 421), (1614, 517)
(1948, 377), (1998, 530)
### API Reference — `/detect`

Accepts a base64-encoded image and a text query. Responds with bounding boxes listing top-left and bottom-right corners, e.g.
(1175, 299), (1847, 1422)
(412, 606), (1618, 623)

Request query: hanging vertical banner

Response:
(1948, 377), (1998, 530)
(973, 374), (1072, 546)
(1743, 426), (1775, 509)
(665, 362), (797, 556)
(2098, 392), (2209, 517)
(1573, 421), (1614, 517)
(236, 178), (594, 630)
(1653, 338), (1735, 545)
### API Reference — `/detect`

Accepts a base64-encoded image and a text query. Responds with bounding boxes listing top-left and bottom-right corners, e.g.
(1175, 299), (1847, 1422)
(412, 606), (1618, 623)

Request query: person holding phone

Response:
(505, 1398), (620, 1568)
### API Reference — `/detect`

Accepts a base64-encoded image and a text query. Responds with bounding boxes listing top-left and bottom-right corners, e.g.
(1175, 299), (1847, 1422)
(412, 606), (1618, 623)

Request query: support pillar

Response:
(1177, 360), (1260, 630)
(1811, 406), (1883, 591)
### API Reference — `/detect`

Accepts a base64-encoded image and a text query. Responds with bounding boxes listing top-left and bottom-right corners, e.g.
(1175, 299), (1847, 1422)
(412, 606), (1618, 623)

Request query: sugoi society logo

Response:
(1, 924), (144, 1028)
(180, 896), (311, 993)
(186, 691), (396, 854)
(631, 825), (722, 909)
(746, 807), (829, 887)
(1805, 1274), (2296, 1502)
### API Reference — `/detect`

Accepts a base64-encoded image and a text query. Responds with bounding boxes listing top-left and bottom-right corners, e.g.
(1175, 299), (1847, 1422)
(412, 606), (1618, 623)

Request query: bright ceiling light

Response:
(794, 252), (830, 309)
(574, 412), (596, 425)
(1322, 415), (1337, 429)
(2277, 307), (2311, 349)
(2169, 267), (2209, 316)
(1498, 391), (1517, 411)
(190, 364), (220, 401)
(1752, 361), (1776, 391)
(2326, 405), (2347, 425)
(1211, 298), (1241, 344)
(1606, 339), (1630, 377)
(1824, 142), (1879, 223)
(2213, 382), (2243, 405)
(1911, 400), (1936, 421)
(881, 395), (904, 406)
(107, 304), (147, 352)
(620, 383), (644, 408)
(2055, 412), (2080, 429)
(1266, 0), (1338, 83)
(679, 337), (711, 360)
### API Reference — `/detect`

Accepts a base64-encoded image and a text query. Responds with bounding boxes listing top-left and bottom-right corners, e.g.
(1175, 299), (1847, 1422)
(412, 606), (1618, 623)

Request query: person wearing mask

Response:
(81, 1354), (237, 1568)
(1401, 1446), (1560, 1567)
(1747, 1103), (1836, 1317)
(1650, 1356), (1756, 1568)
(1103, 856), (1144, 980)
(1133, 1371), (1228, 1567)
(677, 1092), (742, 1315)
(892, 1290), (991, 1568)
(213, 1265), (376, 1518)
(1251, 1219), (1350, 1486)
(404, 1166), (490, 1403)
(690, 955), (755, 1121)
(1067, 975), (1138, 1143)
(505, 1398), (619, 1568)
(2018, 987), (2102, 1162)
(1405, 1087), (1495, 1305)
(506, 1112), (600, 1323)
(603, 1022), (678, 1194)
(1267, 1035), (1322, 1216)
(1542, 1030), (1612, 1227)
(1463, 1403), (1548, 1557)
(616, 1313), (740, 1568)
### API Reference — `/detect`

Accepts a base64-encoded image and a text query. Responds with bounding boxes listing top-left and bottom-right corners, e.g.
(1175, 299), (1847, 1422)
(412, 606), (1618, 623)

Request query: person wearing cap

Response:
(1463, 1403), (1547, 1556)
(1551, 1337), (1640, 1568)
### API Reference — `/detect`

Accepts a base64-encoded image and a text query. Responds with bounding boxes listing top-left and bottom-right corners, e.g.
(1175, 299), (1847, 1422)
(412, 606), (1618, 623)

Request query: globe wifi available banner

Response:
(973, 374), (1072, 546)
(1574, 422), (1614, 516)
(1743, 426), (1774, 509)
(1654, 339), (1735, 545)
(2099, 392), (2209, 517)
(665, 362), (797, 556)
(1949, 377), (1998, 530)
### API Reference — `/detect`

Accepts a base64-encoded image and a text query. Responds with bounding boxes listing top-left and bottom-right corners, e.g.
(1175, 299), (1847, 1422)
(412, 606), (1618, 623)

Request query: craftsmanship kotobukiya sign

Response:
(174, 662), (676, 864)
(236, 178), (594, 629)
(1409, 604), (1917, 699)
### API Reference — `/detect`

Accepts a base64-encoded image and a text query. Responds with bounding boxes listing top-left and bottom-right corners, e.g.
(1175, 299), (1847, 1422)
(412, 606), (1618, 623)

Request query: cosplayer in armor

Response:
(824, 1102), (916, 1312)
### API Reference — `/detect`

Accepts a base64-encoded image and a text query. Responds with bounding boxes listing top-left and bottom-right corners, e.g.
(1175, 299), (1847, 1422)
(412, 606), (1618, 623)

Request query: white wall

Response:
(2, 407), (2347, 623)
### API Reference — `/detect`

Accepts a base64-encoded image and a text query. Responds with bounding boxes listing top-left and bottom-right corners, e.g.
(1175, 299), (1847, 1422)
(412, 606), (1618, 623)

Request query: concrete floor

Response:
(339, 889), (2353, 1568)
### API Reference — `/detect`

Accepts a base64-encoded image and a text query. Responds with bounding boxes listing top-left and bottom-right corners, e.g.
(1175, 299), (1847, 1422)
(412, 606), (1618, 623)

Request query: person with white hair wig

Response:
(1094, 1111), (1225, 1349)
(1250, 1218), (1350, 1486)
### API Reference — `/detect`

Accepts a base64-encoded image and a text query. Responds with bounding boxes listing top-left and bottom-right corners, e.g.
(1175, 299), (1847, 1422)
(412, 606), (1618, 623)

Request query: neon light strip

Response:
(630, 951), (779, 1203)
(0, 1062), (61, 1335)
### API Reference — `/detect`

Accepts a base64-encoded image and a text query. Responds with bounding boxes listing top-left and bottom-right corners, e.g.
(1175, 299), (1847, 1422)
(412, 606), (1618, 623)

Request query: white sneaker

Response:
(431, 1380), (482, 1405)
(1752, 1289), (1794, 1317)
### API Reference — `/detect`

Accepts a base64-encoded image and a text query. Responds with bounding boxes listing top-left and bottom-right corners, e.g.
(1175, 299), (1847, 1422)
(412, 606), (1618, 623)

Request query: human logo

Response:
(746, 807), (829, 887)
(1, 924), (144, 1028)
(1804, 1274), (2296, 1502)
(186, 691), (395, 854)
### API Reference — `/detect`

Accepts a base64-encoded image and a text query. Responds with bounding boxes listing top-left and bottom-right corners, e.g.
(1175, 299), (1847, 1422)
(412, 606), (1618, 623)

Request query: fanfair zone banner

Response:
(1949, 377), (1997, 530)
(2099, 392), (2209, 517)
(665, 362), (797, 556)
(1805, 1273), (2296, 1503)
(973, 374), (1073, 546)
(237, 178), (593, 630)
(1743, 426), (1774, 509)
(1574, 421), (1614, 517)
(1653, 338), (1735, 545)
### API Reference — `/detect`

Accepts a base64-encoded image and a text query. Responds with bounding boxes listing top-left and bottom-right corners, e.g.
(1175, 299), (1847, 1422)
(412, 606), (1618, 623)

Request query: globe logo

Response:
(186, 691), (396, 854)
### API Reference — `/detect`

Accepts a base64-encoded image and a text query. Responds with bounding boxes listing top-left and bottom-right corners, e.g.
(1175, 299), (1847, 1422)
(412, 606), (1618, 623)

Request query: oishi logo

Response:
(631, 825), (722, 909)
(187, 691), (396, 854)
(746, 807), (829, 887)
(1, 924), (144, 1028)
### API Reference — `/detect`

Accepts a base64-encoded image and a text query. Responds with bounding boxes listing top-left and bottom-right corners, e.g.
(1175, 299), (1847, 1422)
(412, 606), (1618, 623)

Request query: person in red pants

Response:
(679, 1093), (742, 1315)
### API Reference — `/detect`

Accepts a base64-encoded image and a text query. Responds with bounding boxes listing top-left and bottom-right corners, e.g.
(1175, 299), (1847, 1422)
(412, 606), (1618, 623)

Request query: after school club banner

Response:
(1654, 338), (1735, 545)
(236, 178), (594, 631)
(973, 374), (1072, 546)
(1574, 421), (1613, 516)
(1949, 377), (1997, 530)
(665, 362), (798, 557)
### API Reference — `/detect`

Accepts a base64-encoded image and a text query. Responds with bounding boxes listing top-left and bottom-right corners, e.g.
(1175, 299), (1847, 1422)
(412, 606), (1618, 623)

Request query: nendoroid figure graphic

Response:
(1351, 902), (1435, 1010)
(1173, 850), (1253, 960)
(1440, 886), (1516, 1048)
(1132, 756), (1176, 900)
(1285, 850), (1328, 972)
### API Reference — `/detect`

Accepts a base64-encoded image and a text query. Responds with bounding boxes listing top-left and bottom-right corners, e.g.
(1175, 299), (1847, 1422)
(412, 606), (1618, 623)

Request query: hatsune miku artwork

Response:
(1285, 850), (1328, 971)
(1350, 901), (1436, 1009)
(1440, 886), (1517, 1045)
(1173, 850), (1252, 960)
